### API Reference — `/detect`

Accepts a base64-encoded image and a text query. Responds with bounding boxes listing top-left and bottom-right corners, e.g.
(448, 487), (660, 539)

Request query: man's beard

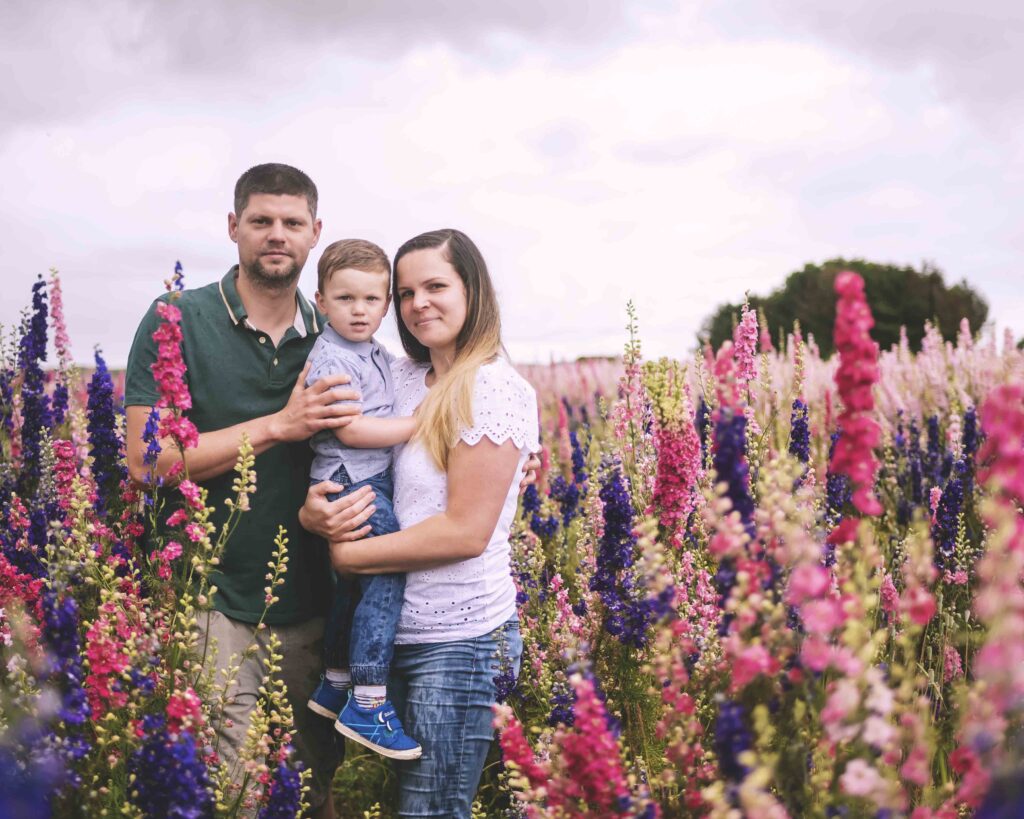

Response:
(249, 257), (302, 291)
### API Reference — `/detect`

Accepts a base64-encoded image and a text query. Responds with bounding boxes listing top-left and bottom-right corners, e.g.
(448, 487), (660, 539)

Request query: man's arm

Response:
(336, 416), (417, 449)
(125, 364), (360, 485)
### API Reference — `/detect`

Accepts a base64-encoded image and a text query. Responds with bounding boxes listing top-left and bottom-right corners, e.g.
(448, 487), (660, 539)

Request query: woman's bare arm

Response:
(329, 437), (521, 573)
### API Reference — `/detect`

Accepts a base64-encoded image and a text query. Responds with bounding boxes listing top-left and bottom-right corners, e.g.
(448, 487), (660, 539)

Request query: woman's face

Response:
(396, 247), (468, 360)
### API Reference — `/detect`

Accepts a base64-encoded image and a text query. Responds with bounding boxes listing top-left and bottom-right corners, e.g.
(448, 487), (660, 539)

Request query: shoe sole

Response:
(334, 720), (423, 760)
(307, 699), (340, 720)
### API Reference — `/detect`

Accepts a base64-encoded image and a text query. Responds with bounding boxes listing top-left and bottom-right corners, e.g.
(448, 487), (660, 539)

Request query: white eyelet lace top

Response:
(390, 356), (539, 644)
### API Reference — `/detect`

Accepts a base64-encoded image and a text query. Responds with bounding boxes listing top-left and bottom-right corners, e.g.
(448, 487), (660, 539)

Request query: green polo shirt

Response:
(125, 267), (331, 625)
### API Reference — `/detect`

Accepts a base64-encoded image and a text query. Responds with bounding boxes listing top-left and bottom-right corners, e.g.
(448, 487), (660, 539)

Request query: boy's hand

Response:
(519, 451), (541, 495)
(299, 482), (376, 542)
(271, 363), (361, 443)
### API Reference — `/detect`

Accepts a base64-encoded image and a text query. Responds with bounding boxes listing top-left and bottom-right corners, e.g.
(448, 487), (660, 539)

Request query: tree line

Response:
(700, 258), (990, 357)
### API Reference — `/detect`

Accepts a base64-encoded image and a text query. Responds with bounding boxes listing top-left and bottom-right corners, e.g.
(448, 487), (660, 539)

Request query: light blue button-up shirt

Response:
(305, 323), (396, 483)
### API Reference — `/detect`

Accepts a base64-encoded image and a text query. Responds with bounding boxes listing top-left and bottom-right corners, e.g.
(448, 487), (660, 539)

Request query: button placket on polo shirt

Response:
(267, 328), (301, 388)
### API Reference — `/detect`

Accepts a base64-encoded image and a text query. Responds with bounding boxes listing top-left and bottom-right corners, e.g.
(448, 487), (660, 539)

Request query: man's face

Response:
(228, 193), (322, 291)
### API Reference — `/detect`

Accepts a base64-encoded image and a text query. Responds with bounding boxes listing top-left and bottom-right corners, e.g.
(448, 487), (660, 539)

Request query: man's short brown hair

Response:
(317, 239), (391, 293)
(235, 163), (318, 218)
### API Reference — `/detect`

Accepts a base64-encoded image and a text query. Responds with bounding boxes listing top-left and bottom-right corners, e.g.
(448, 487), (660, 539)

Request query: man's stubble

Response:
(247, 257), (303, 292)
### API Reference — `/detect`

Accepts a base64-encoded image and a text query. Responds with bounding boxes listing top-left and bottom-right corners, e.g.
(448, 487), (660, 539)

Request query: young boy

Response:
(304, 239), (421, 760)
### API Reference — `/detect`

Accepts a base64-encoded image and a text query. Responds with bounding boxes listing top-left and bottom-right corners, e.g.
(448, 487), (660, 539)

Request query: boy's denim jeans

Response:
(314, 465), (403, 686)
(389, 618), (523, 818)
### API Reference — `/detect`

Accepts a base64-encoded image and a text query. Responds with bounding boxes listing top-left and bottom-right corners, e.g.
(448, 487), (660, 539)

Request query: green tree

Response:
(699, 258), (989, 358)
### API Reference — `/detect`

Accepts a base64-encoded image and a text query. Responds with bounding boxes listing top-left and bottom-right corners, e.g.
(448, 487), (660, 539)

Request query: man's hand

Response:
(519, 450), (541, 495)
(270, 363), (361, 443)
(298, 481), (376, 542)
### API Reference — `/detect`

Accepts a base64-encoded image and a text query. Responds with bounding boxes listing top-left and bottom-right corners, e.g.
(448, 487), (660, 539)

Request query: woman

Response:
(328, 228), (539, 817)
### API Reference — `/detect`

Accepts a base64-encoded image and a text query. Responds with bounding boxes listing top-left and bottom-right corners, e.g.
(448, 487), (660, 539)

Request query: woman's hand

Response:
(519, 450), (541, 495)
(298, 481), (376, 541)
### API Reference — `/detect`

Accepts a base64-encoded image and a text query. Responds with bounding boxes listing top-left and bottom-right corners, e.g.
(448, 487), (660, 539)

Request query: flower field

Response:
(2, 268), (1024, 817)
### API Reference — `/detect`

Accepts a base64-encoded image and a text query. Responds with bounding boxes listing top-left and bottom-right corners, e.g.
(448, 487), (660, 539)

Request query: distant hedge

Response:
(700, 258), (989, 357)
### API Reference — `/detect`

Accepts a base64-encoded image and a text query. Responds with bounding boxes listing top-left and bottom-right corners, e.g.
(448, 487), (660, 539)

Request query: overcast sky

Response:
(3, 0), (1022, 366)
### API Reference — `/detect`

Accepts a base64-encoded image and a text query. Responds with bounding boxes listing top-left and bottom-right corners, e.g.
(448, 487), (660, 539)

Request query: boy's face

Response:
(316, 267), (391, 343)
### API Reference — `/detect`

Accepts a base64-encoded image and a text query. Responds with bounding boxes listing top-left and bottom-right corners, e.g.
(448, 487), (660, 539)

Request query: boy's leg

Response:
(309, 468), (363, 718)
(348, 485), (403, 694)
(308, 571), (358, 719)
(322, 466), (364, 677)
(322, 572), (358, 672)
(333, 472), (420, 759)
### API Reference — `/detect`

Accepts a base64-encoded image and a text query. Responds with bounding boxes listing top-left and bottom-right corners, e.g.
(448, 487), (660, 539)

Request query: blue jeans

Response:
(315, 465), (404, 686)
(389, 618), (523, 818)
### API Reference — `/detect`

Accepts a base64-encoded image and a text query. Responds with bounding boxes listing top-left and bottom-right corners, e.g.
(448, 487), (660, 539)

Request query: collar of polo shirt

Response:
(217, 266), (320, 338)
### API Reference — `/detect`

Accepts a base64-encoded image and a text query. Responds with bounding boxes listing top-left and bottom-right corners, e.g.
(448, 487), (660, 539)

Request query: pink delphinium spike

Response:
(152, 301), (199, 451)
(733, 301), (759, 389)
(943, 645), (964, 683)
(675, 549), (720, 639)
(84, 600), (137, 717)
(952, 383), (1024, 809)
(652, 378), (702, 542)
(538, 444), (550, 493)
(548, 572), (586, 648)
(166, 686), (204, 735)
(499, 673), (648, 817)
(713, 341), (740, 413)
(898, 326), (910, 361)
(957, 318), (973, 352)
(946, 409), (962, 456)
(929, 486), (943, 524)
(494, 705), (549, 814)
(977, 383), (1024, 503)
(830, 271), (882, 516)
(52, 439), (82, 513)
(703, 340), (715, 375)
(900, 526), (938, 627)
(48, 269), (72, 370)
(551, 673), (635, 816)
(556, 399), (571, 476)
(758, 306), (774, 353)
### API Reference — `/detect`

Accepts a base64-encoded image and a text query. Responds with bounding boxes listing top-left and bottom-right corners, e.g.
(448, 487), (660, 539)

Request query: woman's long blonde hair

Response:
(393, 229), (504, 471)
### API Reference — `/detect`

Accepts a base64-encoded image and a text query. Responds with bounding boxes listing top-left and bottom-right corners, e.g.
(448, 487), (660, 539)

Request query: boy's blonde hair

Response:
(317, 239), (391, 293)
(392, 229), (504, 472)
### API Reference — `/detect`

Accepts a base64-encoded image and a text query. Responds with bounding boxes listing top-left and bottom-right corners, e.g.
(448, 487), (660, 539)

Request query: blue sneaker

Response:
(307, 676), (349, 720)
(334, 696), (422, 760)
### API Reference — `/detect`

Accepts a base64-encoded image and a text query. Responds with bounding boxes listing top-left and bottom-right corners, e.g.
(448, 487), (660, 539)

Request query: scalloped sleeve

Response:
(459, 361), (540, 453)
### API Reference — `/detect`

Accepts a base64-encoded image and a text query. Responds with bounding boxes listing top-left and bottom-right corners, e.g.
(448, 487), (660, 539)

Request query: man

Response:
(125, 163), (374, 818)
